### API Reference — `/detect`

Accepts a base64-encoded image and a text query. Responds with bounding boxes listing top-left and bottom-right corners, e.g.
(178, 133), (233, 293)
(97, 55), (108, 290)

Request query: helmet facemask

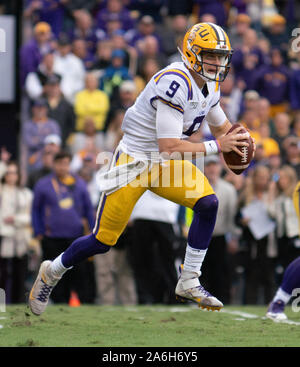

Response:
(189, 43), (233, 82)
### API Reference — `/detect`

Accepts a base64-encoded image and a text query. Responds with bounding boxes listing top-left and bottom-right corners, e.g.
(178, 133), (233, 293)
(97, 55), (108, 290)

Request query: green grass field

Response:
(1, 304), (300, 347)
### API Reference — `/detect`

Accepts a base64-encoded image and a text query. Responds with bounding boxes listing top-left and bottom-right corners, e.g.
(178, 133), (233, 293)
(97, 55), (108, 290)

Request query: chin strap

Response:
(177, 46), (191, 69)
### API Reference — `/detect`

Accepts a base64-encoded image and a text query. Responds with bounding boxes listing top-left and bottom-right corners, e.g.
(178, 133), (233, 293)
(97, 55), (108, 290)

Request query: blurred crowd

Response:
(1, 0), (300, 306)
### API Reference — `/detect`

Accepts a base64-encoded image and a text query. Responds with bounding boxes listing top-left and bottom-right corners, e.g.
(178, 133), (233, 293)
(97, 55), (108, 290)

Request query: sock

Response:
(188, 194), (218, 250)
(183, 244), (207, 278)
(50, 253), (71, 278)
(182, 194), (218, 278)
(280, 256), (300, 296)
(273, 287), (291, 305)
(61, 233), (111, 268)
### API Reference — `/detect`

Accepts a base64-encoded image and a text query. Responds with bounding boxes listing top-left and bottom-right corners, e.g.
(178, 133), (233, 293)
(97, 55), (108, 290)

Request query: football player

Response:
(29, 23), (254, 315)
(266, 256), (300, 321)
(266, 181), (300, 321)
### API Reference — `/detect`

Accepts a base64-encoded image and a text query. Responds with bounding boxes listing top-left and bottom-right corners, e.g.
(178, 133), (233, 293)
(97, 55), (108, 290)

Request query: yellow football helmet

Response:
(179, 22), (233, 82)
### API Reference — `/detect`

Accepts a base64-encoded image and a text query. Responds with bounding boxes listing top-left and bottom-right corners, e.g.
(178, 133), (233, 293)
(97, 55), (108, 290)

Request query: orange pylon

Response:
(69, 291), (81, 307)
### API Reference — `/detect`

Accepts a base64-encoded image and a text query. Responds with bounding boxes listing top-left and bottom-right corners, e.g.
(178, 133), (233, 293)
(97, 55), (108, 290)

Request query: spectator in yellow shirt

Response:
(74, 72), (110, 131)
(257, 123), (281, 158)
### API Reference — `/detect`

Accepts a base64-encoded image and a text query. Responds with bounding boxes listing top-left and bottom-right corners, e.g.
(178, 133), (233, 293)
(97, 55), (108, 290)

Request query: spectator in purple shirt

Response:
(254, 48), (291, 117)
(67, 9), (98, 55)
(125, 15), (163, 53)
(31, 150), (95, 303)
(96, 0), (135, 32)
(231, 28), (266, 91)
(20, 21), (53, 86)
(24, 0), (66, 38)
(32, 151), (94, 240)
(22, 98), (61, 173)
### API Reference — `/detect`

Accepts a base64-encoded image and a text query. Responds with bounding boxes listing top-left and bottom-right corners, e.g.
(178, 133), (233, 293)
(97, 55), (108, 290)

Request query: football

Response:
(223, 123), (254, 175)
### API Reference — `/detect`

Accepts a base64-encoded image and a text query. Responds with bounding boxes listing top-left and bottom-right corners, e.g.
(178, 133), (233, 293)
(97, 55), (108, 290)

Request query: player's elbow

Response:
(158, 138), (182, 156)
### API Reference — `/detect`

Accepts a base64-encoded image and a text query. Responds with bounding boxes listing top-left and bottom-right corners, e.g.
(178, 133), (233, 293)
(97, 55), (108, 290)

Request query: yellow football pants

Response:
(93, 151), (215, 245)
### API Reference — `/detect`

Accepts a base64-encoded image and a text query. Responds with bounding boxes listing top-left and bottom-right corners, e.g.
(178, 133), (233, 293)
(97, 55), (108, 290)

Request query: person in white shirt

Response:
(0, 150), (33, 303)
(53, 37), (86, 104)
(25, 51), (60, 101)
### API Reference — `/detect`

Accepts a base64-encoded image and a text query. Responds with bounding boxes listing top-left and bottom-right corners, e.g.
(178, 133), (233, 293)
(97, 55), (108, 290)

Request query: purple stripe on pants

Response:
(94, 149), (121, 234)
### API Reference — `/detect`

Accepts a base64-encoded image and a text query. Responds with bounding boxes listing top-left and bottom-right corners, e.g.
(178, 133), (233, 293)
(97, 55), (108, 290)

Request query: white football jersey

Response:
(120, 61), (225, 158)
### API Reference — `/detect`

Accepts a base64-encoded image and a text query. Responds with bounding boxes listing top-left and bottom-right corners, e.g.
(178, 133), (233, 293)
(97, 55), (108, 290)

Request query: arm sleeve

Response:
(156, 99), (183, 139)
(204, 83), (227, 127)
(205, 102), (227, 127)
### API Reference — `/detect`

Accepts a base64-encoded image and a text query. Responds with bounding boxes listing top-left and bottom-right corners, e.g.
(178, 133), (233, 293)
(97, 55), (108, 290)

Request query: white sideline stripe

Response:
(121, 306), (300, 324)
(224, 308), (300, 325)
(263, 317), (300, 326)
(278, 319), (300, 325)
(169, 307), (195, 313)
(221, 309), (258, 319)
(0, 317), (6, 320)
(124, 306), (195, 313)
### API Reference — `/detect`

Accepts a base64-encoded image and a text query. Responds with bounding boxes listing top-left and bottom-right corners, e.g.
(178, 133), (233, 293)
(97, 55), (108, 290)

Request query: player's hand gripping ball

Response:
(223, 123), (254, 175)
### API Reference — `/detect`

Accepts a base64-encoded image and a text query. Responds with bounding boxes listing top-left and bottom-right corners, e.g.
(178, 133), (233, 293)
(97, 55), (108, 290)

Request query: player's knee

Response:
(193, 194), (218, 217)
(90, 233), (111, 254)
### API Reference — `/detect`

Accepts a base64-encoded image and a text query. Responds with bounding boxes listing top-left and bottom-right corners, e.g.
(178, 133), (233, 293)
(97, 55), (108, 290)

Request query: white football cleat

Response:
(175, 266), (223, 311)
(266, 300), (288, 322)
(29, 260), (61, 316)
